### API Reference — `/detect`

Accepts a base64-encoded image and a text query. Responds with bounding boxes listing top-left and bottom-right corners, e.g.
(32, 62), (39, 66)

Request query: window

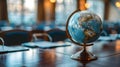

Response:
(86, 0), (105, 20)
(7, 0), (37, 26)
(55, 0), (77, 25)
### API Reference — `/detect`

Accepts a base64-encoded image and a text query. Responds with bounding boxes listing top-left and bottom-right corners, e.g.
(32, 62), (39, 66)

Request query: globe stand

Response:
(71, 43), (97, 61)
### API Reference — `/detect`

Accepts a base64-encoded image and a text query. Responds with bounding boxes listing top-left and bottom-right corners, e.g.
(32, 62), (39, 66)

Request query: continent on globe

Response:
(84, 29), (96, 43)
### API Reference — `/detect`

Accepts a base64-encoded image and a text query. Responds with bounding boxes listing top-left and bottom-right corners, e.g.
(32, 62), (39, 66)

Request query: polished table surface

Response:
(0, 40), (120, 67)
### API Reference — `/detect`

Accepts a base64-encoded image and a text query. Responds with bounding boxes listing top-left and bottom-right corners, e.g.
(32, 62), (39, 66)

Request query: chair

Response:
(46, 28), (67, 42)
(100, 30), (108, 36)
(0, 29), (32, 46)
(30, 30), (52, 42)
(0, 37), (5, 50)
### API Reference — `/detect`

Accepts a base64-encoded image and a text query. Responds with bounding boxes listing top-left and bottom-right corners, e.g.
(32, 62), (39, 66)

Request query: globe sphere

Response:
(66, 10), (103, 45)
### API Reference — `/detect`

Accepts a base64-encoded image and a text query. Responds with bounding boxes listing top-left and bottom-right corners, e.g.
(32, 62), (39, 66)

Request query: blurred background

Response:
(0, 0), (120, 35)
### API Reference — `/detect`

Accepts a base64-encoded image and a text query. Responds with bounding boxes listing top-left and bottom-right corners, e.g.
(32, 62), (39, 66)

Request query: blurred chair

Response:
(31, 30), (52, 42)
(31, 30), (45, 34)
(103, 22), (109, 36)
(46, 28), (67, 42)
(0, 37), (5, 50)
(0, 29), (32, 46)
(32, 33), (52, 42)
(114, 22), (120, 34)
(100, 30), (108, 36)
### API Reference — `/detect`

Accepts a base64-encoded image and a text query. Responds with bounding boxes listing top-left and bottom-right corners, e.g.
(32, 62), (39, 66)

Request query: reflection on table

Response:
(0, 40), (120, 67)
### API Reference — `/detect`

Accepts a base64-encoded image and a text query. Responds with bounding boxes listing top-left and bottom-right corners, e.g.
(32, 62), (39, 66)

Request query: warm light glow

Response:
(116, 2), (120, 8)
(85, 3), (90, 8)
(50, 0), (56, 3)
(79, 0), (86, 10)
(115, 40), (120, 52)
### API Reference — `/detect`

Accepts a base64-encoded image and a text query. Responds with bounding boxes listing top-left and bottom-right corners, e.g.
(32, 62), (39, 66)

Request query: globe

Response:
(66, 10), (103, 61)
(66, 10), (102, 45)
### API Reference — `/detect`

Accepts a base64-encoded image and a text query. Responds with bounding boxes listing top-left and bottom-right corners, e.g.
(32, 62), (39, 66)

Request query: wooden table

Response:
(0, 40), (120, 67)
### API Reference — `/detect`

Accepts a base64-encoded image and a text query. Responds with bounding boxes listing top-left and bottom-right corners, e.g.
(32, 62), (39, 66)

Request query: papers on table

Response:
(22, 41), (71, 48)
(0, 46), (29, 53)
(98, 34), (118, 41)
(98, 36), (112, 41)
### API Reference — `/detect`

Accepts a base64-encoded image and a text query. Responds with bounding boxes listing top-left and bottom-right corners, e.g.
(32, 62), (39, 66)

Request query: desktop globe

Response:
(66, 10), (103, 61)
(66, 10), (102, 45)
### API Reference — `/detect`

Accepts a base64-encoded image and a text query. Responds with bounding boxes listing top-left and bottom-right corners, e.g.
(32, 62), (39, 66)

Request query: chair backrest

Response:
(100, 30), (108, 36)
(30, 30), (51, 42)
(46, 28), (67, 42)
(0, 29), (32, 46)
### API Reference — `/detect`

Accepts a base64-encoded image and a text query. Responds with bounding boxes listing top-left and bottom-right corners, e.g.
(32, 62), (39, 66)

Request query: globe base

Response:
(71, 44), (97, 61)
